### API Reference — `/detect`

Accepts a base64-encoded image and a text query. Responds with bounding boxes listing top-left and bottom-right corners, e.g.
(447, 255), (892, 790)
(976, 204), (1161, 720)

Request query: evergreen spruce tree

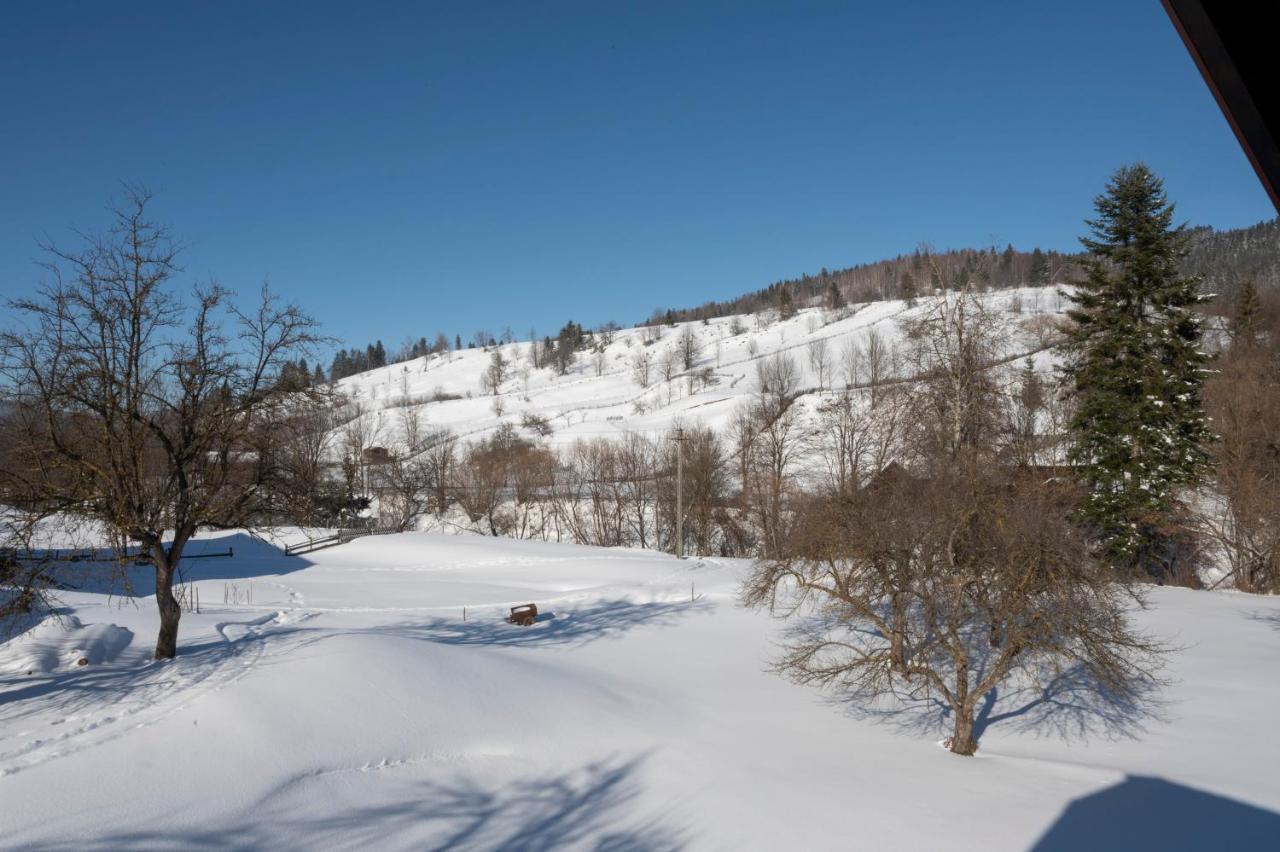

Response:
(1029, 248), (1050, 285)
(827, 280), (845, 310)
(1000, 243), (1015, 287)
(778, 287), (795, 319)
(898, 269), (918, 305)
(1063, 164), (1211, 572)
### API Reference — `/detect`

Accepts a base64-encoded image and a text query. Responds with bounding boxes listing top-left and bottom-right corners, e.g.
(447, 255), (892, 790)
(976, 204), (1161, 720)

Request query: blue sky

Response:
(1, 1), (1273, 354)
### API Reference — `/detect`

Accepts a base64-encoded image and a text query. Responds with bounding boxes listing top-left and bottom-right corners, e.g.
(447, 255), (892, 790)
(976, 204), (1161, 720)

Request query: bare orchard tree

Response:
(742, 397), (804, 559)
(482, 349), (507, 395)
(658, 424), (729, 556)
(727, 402), (758, 507)
(658, 346), (680, 404)
(678, 326), (700, 383)
(378, 410), (445, 532)
(616, 431), (658, 549)
(422, 428), (458, 516)
(807, 338), (830, 392)
(561, 439), (626, 547)
(452, 425), (551, 537)
(0, 190), (324, 658)
(898, 289), (1006, 471)
(659, 345), (679, 384)
(270, 388), (341, 524)
(842, 328), (894, 406)
(380, 447), (433, 532)
(340, 399), (382, 502)
(746, 465), (1164, 756)
(744, 289), (1164, 755)
(755, 352), (800, 417)
(453, 437), (508, 536)
(808, 384), (903, 496)
(631, 347), (653, 388)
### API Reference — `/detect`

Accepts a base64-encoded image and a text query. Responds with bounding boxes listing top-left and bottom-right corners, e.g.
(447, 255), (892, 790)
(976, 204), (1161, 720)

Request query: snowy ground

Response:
(3, 529), (1279, 850)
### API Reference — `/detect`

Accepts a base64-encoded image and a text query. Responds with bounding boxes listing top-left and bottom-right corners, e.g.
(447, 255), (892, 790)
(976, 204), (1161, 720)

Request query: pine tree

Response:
(1029, 248), (1050, 285)
(898, 269), (918, 305)
(1063, 164), (1211, 571)
(778, 287), (796, 319)
(827, 281), (845, 310)
(1000, 243), (1015, 284)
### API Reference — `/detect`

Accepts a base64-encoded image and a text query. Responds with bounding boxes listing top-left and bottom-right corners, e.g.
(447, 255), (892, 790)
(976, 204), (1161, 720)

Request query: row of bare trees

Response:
(1197, 281), (1280, 593)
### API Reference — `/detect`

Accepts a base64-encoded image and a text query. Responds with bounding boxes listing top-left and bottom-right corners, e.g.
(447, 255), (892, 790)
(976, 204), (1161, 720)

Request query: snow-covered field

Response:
(3, 528), (1280, 850)
(334, 286), (1067, 450)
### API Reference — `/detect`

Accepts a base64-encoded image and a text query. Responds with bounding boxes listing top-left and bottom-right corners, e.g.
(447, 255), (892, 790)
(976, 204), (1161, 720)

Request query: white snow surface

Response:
(3, 528), (1280, 850)
(332, 287), (1069, 450)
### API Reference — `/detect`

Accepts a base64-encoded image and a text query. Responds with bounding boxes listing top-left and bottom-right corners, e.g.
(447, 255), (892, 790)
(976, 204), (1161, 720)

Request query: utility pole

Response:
(674, 426), (684, 558)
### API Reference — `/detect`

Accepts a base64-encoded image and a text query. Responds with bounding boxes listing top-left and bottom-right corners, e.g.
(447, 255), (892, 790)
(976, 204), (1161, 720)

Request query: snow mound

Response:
(0, 615), (134, 675)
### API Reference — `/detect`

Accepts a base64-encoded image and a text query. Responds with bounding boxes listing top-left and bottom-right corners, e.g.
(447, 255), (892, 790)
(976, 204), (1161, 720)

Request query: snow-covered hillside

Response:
(334, 286), (1068, 450)
(2, 528), (1279, 849)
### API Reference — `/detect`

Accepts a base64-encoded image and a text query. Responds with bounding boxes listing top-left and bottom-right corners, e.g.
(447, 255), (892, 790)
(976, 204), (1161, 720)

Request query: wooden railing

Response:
(283, 525), (399, 556)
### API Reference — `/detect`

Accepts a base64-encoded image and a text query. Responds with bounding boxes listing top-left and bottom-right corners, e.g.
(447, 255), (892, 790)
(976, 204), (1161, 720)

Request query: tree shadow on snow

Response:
(1030, 775), (1280, 852)
(305, 598), (714, 652)
(25, 754), (686, 851)
(1245, 609), (1280, 632)
(804, 620), (1167, 749)
(44, 532), (317, 597)
(1, 600), (707, 727)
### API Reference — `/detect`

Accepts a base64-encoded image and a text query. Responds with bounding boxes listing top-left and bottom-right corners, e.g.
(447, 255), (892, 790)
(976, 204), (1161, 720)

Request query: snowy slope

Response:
(334, 286), (1069, 450)
(2, 528), (1279, 850)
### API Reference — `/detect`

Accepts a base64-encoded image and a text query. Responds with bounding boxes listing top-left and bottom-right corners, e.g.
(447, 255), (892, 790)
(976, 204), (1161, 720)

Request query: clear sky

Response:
(1, 1), (1273, 354)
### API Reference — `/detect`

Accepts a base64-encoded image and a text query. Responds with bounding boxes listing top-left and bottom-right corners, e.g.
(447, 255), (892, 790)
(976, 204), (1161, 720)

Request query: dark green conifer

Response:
(1063, 164), (1211, 571)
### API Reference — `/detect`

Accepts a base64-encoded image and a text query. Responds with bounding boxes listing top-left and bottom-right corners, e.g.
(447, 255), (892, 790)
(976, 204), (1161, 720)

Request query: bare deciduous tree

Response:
(0, 190), (324, 658)
(482, 349), (507, 395)
(678, 326), (699, 372)
(742, 399), (803, 559)
(755, 353), (799, 417)
(842, 329), (894, 406)
(631, 348), (653, 388)
(807, 338), (830, 391)
(744, 290), (1164, 755)
(809, 386), (903, 496)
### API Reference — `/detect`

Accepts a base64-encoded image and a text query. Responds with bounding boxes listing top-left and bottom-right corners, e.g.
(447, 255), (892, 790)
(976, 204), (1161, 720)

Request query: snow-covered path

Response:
(2, 530), (1279, 850)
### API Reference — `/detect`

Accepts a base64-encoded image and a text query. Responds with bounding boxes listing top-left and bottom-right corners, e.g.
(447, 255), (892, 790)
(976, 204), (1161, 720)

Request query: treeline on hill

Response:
(1183, 218), (1280, 304)
(653, 244), (1076, 326)
(655, 218), (1280, 327)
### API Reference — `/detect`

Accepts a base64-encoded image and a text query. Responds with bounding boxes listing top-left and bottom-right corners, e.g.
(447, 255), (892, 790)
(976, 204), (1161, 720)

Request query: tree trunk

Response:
(154, 556), (181, 660)
(889, 592), (907, 673)
(949, 705), (978, 755)
(948, 661), (978, 755)
(152, 537), (188, 660)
